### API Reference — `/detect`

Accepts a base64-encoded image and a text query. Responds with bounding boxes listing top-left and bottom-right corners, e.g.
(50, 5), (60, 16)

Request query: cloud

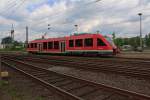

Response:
(0, 0), (150, 42)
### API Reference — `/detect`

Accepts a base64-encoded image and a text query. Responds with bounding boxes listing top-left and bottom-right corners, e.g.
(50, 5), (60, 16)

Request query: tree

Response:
(128, 37), (140, 48)
(115, 38), (124, 46)
(11, 41), (24, 50)
(112, 32), (116, 41)
(123, 38), (129, 45)
(145, 33), (150, 47)
(148, 33), (150, 47)
(14, 41), (21, 46)
(1, 36), (13, 44)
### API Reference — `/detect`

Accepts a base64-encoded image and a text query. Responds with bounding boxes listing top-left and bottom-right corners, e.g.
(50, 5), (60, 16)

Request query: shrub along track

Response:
(2, 56), (150, 100)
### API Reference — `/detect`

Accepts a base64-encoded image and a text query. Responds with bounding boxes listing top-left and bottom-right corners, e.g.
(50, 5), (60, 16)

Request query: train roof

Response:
(29, 33), (104, 43)
(68, 33), (103, 38)
(30, 37), (66, 43)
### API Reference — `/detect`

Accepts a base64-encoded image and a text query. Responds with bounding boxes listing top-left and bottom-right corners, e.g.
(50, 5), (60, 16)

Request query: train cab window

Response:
(54, 41), (59, 49)
(43, 42), (47, 49)
(97, 38), (106, 46)
(75, 39), (83, 47)
(48, 42), (53, 49)
(84, 38), (93, 47)
(69, 40), (74, 47)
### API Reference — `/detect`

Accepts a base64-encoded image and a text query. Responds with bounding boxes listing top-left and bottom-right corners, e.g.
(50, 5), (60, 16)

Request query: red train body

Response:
(27, 33), (117, 55)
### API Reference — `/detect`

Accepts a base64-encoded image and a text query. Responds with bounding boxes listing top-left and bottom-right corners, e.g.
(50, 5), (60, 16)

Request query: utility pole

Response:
(26, 26), (28, 49)
(11, 24), (14, 43)
(0, 55), (1, 81)
(0, 55), (2, 81)
(138, 13), (143, 51)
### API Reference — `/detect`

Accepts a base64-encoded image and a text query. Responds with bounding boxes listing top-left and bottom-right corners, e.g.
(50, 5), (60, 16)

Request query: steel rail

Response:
(2, 61), (84, 100)
(7, 55), (149, 69)
(9, 56), (150, 79)
(13, 54), (150, 66)
(2, 57), (150, 100)
(3, 53), (150, 63)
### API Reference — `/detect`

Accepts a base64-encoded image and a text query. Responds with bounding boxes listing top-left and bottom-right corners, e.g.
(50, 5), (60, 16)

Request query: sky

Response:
(0, 0), (150, 42)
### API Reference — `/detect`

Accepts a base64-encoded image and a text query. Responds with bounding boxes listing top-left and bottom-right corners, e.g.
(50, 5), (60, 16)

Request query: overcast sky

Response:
(0, 0), (150, 42)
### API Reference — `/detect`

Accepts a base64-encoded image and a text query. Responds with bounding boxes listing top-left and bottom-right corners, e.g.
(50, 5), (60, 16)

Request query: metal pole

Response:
(138, 13), (143, 51)
(26, 26), (28, 49)
(11, 24), (14, 42)
(0, 55), (1, 81)
(74, 25), (78, 34)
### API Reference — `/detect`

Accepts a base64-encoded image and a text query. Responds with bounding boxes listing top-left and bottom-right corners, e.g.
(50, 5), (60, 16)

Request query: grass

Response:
(0, 80), (8, 87)
(0, 80), (47, 100)
(0, 48), (25, 51)
(36, 96), (46, 100)
(0, 80), (23, 99)
(0, 48), (27, 54)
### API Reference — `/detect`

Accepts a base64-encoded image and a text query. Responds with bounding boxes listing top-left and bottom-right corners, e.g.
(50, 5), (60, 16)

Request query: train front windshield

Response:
(105, 37), (117, 49)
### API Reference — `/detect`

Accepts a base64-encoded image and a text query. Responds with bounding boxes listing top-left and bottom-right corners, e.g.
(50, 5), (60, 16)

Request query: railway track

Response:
(2, 57), (150, 100)
(5, 54), (150, 79)
(5, 54), (150, 68)
(25, 53), (150, 61)
(32, 54), (150, 66)
(2, 53), (150, 62)
(13, 54), (150, 65)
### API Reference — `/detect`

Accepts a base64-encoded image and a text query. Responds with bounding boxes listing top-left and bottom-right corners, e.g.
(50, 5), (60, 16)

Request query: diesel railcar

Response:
(27, 33), (117, 55)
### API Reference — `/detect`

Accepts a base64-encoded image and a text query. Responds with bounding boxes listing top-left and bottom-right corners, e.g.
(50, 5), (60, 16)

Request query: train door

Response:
(60, 42), (66, 52)
(38, 43), (43, 52)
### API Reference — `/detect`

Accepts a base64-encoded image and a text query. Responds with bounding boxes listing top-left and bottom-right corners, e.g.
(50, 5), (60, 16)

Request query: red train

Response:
(27, 33), (118, 55)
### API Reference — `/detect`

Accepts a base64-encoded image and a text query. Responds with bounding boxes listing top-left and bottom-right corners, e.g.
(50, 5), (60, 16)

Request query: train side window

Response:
(43, 42), (47, 49)
(48, 42), (53, 49)
(75, 39), (83, 47)
(54, 41), (59, 49)
(31, 43), (34, 48)
(84, 38), (93, 47)
(69, 40), (74, 47)
(34, 43), (37, 48)
(27, 44), (29, 48)
(97, 38), (106, 46)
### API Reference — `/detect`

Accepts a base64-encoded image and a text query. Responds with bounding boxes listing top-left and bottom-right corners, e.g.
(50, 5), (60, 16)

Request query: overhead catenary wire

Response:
(0, 5), (17, 15)
(31, 0), (149, 35)
(30, 0), (103, 25)
(30, 0), (145, 34)
(32, 3), (135, 33)
(1, 0), (148, 38)
(0, 0), (20, 15)
(28, 0), (103, 31)
(3, 0), (27, 17)
(0, 0), (27, 41)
